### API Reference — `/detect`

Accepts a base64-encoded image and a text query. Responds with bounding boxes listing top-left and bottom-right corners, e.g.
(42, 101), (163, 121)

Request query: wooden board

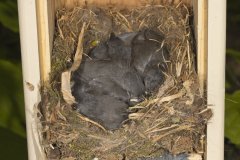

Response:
(18, 0), (46, 159)
(36, 0), (52, 83)
(207, 0), (226, 160)
(194, 0), (208, 96)
(54, 0), (192, 9)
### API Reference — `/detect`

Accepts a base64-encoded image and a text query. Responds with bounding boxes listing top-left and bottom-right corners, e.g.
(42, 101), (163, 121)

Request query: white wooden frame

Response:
(18, 0), (226, 159)
(207, 0), (226, 159)
(18, 0), (45, 159)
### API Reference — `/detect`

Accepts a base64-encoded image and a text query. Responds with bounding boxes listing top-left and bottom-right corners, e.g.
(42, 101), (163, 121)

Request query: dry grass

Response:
(39, 4), (211, 160)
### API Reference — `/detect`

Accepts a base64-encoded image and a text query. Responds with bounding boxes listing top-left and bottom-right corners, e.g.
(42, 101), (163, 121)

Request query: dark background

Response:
(0, 0), (239, 159)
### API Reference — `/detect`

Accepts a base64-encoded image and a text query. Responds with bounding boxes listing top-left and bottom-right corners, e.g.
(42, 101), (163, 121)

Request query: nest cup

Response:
(39, 2), (212, 160)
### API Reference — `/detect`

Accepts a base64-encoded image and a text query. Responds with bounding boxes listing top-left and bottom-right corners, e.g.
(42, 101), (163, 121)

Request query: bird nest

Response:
(39, 4), (212, 160)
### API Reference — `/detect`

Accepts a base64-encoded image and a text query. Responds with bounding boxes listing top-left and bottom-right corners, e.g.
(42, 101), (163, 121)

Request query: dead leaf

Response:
(70, 22), (86, 72)
(61, 71), (76, 105)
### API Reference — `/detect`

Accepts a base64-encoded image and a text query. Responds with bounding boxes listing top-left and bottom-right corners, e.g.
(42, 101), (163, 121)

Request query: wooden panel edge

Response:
(54, 0), (192, 10)
(36, 0), (52, 83)
(196, 0), (208, 96)
(207, 0), (226, 159)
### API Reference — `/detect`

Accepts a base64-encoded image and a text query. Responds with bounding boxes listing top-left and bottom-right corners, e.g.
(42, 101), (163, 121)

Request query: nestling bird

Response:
(132, 29), (169, 92)
(72, 29), (169, 130)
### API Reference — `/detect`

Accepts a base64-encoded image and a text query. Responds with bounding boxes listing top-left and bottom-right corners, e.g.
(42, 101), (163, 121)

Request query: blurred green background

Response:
(0, 0), (239, 159)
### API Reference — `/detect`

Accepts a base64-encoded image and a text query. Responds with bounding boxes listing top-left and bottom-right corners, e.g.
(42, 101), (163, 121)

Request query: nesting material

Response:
(40, 4), (212, 160)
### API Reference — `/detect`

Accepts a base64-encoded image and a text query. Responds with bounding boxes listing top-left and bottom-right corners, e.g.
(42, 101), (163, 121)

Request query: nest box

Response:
(18, 0), (226, 159)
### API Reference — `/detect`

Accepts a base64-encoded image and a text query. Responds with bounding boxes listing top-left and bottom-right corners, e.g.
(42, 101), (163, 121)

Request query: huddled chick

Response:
(71, 29), (169, 130)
